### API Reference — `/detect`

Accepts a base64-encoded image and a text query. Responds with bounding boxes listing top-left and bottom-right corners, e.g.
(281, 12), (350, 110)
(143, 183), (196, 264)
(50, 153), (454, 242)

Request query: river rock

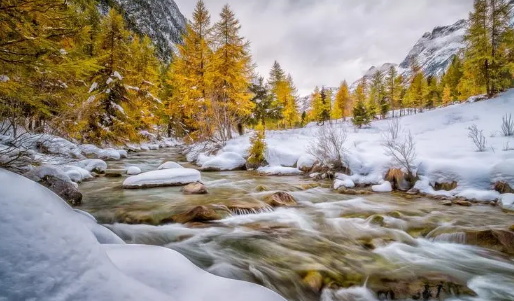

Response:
(454, 199), (472, 207)
(434, 181), (458, 191)
(263, 192), (297, 207)
(173, 206), (228, 224)
(40, 176), (82, 206)
(158, 161), (183, 170)
(303, 271), (323, 292)
(385, 168), (411, 191)
(495, 181), (514, 194)
(182, 182), (208, 195)
(105, 169), (125, 177)
(123, 168), (201, 189)
(465, 229), (514, 254)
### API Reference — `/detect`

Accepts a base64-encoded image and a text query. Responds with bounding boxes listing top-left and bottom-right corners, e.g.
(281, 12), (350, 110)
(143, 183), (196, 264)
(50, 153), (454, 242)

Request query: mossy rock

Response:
(433, 181), (458, 191)
(494, 181), (514, 194)
(255, 185), (269, 192)
(263, 192), (297, 207)
(302, 271), (323, 292)
(369, 215), (385, 226)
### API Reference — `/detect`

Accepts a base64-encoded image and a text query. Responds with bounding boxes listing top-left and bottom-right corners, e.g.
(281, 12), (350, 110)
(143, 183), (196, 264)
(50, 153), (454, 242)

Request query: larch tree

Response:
(283, 74), (299, 128)
(442, 84), (452, 105)
(441, 56), (464, 101)
(334, 81), (350, 120)
(310, 86), (323, 122)
(172, 0), (214, 141)
(210, 4), (254, 141)
(385, 66), (401, 117)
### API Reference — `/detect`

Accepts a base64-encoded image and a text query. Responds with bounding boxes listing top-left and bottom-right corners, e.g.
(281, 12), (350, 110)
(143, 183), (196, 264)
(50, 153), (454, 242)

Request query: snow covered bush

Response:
(501, 113), (514, 136)
(307, 123), (348, 170)
(467, 124), (487, 152)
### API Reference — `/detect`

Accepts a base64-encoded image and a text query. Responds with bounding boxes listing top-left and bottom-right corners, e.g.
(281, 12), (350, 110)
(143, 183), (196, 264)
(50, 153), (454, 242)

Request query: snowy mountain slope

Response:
(399, 19), (467, 78)
(100, 0), (186, 61)
(350, 19), (467, 91)
(349, 63), (398, 91)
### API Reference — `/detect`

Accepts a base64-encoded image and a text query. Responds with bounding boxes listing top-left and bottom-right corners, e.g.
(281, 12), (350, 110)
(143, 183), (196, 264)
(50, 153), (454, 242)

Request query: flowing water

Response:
(79, 148), (514, 301)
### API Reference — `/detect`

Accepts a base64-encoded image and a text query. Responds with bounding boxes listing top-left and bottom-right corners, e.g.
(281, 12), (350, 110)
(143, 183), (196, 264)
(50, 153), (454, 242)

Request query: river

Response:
(79, 148), (514, 301)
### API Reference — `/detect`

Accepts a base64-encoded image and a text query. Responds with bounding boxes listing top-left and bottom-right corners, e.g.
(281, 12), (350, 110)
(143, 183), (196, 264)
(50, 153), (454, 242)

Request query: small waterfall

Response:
(230, 206), (274, 216)
(432, 232), (467, 244)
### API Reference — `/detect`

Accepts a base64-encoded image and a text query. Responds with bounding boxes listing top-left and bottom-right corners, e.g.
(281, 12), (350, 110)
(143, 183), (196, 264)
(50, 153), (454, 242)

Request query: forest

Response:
(1, 0), (514, 146)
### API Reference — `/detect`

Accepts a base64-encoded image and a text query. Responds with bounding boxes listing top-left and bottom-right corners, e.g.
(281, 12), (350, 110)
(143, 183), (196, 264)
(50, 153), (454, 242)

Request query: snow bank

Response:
(202, 152), (246, 171)
(80, 144), (121, 160)
(127, 166), (142, 175)
(24, 165), (71, 183)
(257, 166), (302, 176)
(105, 245), (285, 301)
(61, 165), (93, 182)
(0, 169), (285, 301)
(158, 161), (183, 170)
(187, 89), (514, 200)
(297, 154), (317, 171)
(123, 168), (201, 189)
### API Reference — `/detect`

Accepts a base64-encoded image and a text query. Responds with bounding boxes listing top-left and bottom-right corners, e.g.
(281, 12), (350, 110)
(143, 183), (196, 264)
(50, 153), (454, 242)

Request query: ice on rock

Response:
(158, 161), (183, 170)
(123, 168), (201, 189)
(202, 152), (246, 171)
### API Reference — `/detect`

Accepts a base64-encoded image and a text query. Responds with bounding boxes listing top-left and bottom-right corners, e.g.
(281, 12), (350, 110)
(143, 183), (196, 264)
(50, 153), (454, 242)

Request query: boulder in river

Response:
(158, 161), (183, 170)
(173, 206), (228, 224)
(465, 229), (514, 254)
(302, 271), (323, 292)
(105, 169), (125, 177)
(127, 166), (142, 175)
(495, 181), (514, 194)
(263, 192), (297, 207)
(122, 168), (201, 189)
(182, 182), (208, 195)
(40, 176), (82, 206)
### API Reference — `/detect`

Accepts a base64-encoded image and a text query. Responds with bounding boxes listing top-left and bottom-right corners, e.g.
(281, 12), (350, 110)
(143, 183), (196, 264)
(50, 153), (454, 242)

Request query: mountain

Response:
(399, 19), (467, 78)
(350, 19), (468, 91)
(349, 63), (398, 91)
(100, 0), (187, 61)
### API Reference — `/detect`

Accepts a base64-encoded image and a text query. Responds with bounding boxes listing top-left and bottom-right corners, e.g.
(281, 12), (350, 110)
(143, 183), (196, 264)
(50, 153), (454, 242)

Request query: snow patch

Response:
(202, 152), (246, 171)
(123, 168), (201, 188)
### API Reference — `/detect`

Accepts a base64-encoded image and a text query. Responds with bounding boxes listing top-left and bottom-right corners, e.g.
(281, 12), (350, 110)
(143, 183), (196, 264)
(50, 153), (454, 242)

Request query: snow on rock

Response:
(123, 168), (201, 189)
(75, 159), (108, 173)
(61, 165), (93, 183)
(202, 152), (246, 171)
(456, 189), (500, 202)
(80, 144), (121, 160)
(372, 181), (393, 193)
(257, 166), (302, 176)
(117, 149), (128, 158)
(24, 165), (72, 183)
(158, 161), (183, 170)
(499, 194), (514, 211)
(297, 154), (317, 171)
(127, 166), (142, 176)
(334, 174), (356, 189)
(0, 169), (284, 301)
(104, 244), (286, 301)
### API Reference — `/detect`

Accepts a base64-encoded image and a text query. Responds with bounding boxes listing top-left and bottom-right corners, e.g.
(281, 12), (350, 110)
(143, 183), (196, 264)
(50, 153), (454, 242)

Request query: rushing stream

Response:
(79, 148), (514, 301)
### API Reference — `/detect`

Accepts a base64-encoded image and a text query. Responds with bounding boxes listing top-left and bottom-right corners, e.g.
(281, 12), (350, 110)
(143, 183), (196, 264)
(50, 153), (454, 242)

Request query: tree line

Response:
(1, 0), (514, 145)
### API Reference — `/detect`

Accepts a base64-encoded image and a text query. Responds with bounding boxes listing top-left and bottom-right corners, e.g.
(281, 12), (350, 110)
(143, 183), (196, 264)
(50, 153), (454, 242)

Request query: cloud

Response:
(174, 0), (473, 95)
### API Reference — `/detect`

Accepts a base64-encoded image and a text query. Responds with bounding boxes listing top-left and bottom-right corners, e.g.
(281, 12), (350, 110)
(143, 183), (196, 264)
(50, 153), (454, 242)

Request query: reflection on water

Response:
(80, 148), (514, 301)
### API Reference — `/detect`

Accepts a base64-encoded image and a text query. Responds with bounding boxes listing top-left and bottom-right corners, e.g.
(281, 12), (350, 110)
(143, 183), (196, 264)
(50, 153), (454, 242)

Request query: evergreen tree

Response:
(210, 5), (254, 141)
(249, 76), (280, 126)
(352, 79), (370, 128)
(385, 66), (401, 117)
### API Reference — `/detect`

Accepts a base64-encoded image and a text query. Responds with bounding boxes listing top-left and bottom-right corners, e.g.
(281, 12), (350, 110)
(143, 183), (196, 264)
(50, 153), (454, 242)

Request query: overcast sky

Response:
(174, 0), (474, 95)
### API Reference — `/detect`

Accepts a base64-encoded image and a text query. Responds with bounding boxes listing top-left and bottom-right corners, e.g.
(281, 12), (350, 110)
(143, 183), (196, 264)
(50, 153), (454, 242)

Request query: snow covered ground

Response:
(0, 169), (285, 301)
(189, 90), (514, 202)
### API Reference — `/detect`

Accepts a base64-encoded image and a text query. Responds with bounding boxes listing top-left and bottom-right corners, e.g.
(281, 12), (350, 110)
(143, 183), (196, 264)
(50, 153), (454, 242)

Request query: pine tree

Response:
(249, 76), (280, 126)
(352, 79), (370, 128)
(210, 5), (254, 141)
